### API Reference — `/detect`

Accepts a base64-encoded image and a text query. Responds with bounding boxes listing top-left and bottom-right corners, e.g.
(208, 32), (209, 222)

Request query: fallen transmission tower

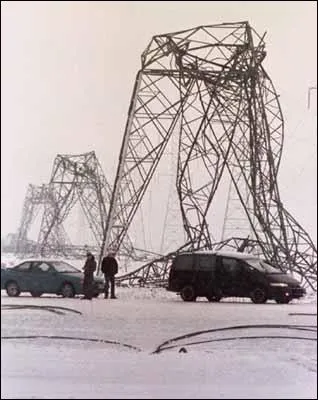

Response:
(104, 22), (316, 290)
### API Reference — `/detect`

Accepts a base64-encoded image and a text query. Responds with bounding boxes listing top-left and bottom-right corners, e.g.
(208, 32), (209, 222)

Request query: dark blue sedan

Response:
(1, 259), (104, 298)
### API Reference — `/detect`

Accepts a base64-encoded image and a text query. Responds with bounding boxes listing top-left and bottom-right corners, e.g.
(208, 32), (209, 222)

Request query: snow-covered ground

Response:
(1, 288), (317, 399)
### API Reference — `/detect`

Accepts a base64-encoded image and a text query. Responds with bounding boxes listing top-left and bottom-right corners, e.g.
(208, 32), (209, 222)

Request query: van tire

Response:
(250, 288), (267, 304)
(207, 295), (222, 302)
(180, 285), (196, 302)
(275, 297), (290, 304)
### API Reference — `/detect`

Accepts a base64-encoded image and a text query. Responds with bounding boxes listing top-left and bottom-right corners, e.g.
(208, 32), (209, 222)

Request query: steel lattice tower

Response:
(15, 184), (71, 256)
(100, 22), (317, 290)
(38, 151), (113, 257)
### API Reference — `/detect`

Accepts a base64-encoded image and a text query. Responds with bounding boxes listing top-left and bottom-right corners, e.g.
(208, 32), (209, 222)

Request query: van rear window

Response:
(173, 255), (194, 270)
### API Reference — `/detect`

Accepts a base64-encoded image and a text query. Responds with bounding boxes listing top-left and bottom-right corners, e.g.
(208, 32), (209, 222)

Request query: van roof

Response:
(178, 250), (260, 260)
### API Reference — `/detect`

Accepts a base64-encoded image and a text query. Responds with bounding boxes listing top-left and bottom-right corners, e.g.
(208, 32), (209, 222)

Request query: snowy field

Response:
(1, 287), (317, 399)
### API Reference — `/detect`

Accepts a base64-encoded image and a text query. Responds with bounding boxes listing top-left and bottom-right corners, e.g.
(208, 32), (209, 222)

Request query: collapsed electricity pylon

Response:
(101, 21), (317, 290)
(38, 151), (113, 257)
(15, 184), (71, 256)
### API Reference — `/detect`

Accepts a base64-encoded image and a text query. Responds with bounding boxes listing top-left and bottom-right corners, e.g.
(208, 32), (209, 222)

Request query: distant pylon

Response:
(15, 184), (71, 256)
(38, 151), (112, 256)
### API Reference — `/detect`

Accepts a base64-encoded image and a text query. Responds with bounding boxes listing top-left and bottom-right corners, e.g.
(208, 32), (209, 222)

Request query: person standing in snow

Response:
(101, 251), (118, 299)
(82, 252), (96, 300)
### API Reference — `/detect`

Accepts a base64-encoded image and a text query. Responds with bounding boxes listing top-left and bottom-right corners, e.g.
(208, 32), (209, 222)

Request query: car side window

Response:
(32, 262), (52, 273)
(14, 262), (32, 272)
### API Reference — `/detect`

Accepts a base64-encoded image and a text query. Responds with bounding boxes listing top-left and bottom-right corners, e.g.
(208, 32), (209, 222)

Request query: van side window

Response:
(198, 255), (216, 270)
(173, 255), (194, 270)
(221, 258), (240, 276)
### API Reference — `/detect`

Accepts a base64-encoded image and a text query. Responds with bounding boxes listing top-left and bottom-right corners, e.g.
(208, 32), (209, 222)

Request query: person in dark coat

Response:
(101, 251), (118, 299)
(82, 252), (96, 300)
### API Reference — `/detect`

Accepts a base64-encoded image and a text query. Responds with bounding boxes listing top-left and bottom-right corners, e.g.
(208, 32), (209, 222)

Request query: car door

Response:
(47, 264), (64, 292)
(9, 262), (33, 291)
(30, 262), (57, 294)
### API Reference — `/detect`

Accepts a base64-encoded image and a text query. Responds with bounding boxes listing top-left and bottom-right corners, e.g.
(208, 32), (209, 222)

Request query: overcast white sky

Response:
(1, 1), (317, 244)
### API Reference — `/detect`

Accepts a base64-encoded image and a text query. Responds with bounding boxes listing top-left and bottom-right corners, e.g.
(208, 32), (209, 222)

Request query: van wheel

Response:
(275, 297), (290, 304)
(180, 285), (196, 302)
(250, 288), (267, 304)
(207, 295), (222, 302)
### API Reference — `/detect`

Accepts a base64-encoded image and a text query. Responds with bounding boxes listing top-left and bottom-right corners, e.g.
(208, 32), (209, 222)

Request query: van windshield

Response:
(246, 259), (281, 274)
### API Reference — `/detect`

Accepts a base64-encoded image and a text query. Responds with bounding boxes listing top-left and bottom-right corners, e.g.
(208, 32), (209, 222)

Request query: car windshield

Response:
(246, 258), (281, 274)
(53, 261), (81, 273)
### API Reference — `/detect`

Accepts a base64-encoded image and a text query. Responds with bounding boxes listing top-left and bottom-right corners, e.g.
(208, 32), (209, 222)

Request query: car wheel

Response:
(60, 283), (75, 298)
(250, 287), (267, 304)
(206, 295), (222, 302)
(93, 292), (100, 298)
(180, 285), (196, 302)
(275, 297), (290, 304)
(6, 281), (21, 297)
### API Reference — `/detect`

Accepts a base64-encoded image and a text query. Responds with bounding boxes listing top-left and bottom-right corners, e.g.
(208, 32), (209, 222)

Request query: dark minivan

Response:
(167, 250), (306, 304)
